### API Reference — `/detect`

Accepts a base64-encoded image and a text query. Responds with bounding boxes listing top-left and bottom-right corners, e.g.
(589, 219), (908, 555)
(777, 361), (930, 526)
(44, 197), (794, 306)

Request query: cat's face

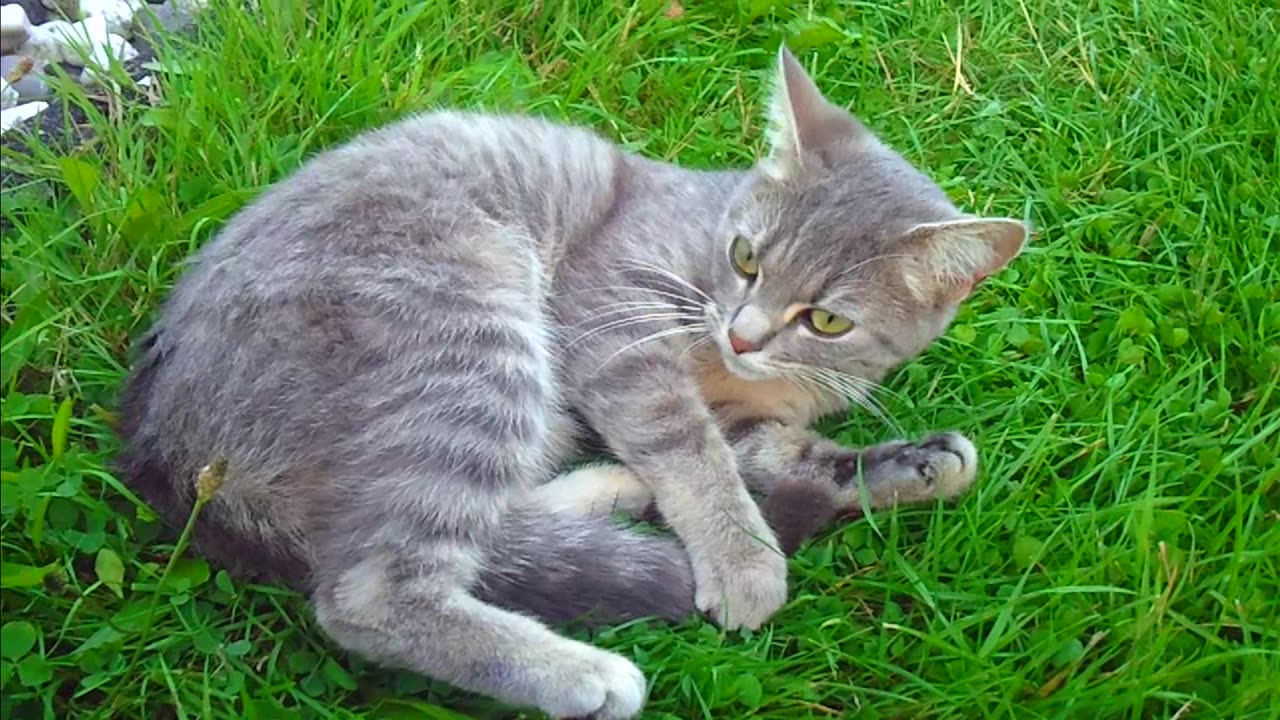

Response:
(703, 49), (1027, 399)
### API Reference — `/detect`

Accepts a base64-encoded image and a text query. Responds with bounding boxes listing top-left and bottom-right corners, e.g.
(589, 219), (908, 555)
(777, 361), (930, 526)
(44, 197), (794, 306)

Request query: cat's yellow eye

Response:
(730, 236), (759, 279)
(805, 309), (854, 336)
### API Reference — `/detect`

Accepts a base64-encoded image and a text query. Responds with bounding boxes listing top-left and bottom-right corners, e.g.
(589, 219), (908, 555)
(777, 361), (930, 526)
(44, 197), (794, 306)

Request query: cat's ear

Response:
(762, 47), (871, 182)
(901, 217), (1029, 304)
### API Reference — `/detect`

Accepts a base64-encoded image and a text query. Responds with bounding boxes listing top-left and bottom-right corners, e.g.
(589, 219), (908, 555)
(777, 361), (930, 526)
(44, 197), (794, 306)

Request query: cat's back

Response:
(118, 111), (627, 575)
(201, 110), (623, 271)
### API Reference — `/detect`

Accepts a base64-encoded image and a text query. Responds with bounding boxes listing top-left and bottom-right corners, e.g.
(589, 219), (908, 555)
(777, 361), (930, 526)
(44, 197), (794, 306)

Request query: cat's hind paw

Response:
(914, 431), (978, 498)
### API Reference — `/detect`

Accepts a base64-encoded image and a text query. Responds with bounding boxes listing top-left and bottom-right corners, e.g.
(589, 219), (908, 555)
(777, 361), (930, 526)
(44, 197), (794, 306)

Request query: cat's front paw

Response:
(836, 431), (978, 509)
(691, 534), (788, 630)
(535, 643), (646, 719)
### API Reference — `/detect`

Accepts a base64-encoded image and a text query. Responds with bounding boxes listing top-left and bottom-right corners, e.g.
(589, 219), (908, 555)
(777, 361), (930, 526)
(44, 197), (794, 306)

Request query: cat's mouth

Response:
(713, 328), (776, 382)
(719, 349), (775, 381)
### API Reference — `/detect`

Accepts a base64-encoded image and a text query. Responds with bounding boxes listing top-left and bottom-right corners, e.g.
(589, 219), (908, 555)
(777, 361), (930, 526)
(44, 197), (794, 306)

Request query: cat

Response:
(115, 47), (1027, 719)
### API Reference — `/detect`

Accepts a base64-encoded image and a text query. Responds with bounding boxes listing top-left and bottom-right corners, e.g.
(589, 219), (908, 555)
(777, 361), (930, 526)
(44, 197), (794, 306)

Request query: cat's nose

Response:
(728, 304), (771, 354)
(728, 331), (757, 355)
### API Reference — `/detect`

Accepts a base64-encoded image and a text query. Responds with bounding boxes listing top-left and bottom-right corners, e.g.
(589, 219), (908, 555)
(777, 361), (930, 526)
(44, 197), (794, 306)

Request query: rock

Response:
(0, 98), (47, 133)
(77, 30), (136, 84)
(8, 1), (49, 25)
(132, 2), (192, 36)
(79, 0), (142, 36)
(1, 4), (33, 54)
(18, 15), (108, 65)
(1, 78), (16, 108)
(0, 55), (48, 98)
(14, 18), (75, 62)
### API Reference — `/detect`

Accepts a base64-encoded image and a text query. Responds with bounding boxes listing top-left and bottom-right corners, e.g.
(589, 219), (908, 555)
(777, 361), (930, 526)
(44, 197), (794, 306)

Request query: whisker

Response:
(775, 362), (903, 435)
(596, 325), (707, 371)
(679, 334), (715, 361)
(815, 368), (904, 426)
(571, 284), (705, 311)
(818, 374), (901, 435)
(617, 258), (714, 304)
(823, 366), (906, 403)
(569, 312), (704, 346)
(574, 301), (697, 325)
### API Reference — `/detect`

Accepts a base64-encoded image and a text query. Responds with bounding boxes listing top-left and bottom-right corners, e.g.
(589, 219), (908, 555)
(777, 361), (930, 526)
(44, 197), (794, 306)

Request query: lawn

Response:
(1, 0), (1277, 718)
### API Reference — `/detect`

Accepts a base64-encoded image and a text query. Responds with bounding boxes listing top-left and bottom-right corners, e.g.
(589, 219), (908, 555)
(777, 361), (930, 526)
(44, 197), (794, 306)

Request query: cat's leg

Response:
(532, 421), (977, 556)
(726, 421), (978, 553)
(299, 226), (693, 718)
(312, 540), (649, 719)
(563, 349), (787, 630)
(529, 463), (655, 518)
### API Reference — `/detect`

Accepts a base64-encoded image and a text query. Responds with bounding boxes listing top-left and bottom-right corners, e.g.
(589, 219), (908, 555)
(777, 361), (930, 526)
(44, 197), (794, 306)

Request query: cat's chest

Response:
(691, 355), (845, 427)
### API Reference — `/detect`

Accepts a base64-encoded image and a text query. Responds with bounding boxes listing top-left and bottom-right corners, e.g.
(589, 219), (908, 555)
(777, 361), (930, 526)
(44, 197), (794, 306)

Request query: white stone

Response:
(15, 20), (77, 64)
(78, 32), (139, 84)
(1, 80), (18, 110)
(18, 15), (111, 66)
(1, 100), (49, 135)
(80, 0), (144, 37)
(1, 4), (33, 54)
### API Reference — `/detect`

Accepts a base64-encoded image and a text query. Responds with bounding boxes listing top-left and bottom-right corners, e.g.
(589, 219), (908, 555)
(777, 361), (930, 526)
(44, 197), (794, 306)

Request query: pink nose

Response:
(728, 331), (756, 355)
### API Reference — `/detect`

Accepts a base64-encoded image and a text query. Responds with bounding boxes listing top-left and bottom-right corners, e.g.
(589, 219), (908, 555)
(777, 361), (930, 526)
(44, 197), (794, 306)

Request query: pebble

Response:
(17, 18), (85, 63)
(0, 0), (204, 132)
(132, 1), (190, 36)
(0, 98), (48, 133)
(1, 4), (33, 54)
(77, 30), (136, 84)
(9, 1), (49, 25)
(18, 15), (129, 67)
(79, 0), (143, 36)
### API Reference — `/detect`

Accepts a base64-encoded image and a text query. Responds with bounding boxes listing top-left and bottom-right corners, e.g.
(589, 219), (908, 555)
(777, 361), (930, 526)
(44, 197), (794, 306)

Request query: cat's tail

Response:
(474, 507), (696, 625)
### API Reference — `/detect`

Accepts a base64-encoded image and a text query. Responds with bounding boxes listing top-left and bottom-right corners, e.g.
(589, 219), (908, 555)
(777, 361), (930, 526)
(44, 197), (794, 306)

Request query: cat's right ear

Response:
(900, 217), (1030, 305)
(762, 46), (873, 182)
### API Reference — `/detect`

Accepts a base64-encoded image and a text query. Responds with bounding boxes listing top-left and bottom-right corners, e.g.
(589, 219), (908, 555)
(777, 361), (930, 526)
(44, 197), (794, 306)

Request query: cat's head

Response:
(705, 47), (1028, 394)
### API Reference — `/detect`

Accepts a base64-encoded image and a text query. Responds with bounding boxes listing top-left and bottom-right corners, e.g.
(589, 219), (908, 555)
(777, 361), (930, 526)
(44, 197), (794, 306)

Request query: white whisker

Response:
(596, 325), (707, 370)
(617, 258), (714, 304)
(569, 312), (704, 346)
(575, 301), (697, 325)
(774, 361), (903, 435)
(679, 334), (714, 361)
(572, 284), (705, 311)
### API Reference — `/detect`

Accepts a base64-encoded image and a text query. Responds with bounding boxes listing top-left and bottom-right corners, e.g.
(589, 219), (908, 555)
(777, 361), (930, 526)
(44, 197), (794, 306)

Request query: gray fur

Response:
(116, 47), (1026, 719)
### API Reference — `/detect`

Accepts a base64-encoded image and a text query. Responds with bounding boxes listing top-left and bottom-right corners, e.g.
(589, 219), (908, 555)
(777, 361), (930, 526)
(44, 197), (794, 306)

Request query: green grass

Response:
(2, 0), (1278, 717)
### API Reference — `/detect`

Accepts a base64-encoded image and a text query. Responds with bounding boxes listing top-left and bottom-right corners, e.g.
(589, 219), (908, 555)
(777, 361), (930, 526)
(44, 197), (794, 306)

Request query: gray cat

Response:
(116, 48), (1027, 719)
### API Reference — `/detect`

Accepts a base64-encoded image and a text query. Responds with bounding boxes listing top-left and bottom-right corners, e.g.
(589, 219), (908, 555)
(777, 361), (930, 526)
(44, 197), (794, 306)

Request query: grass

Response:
(1, 0), (1278, 717)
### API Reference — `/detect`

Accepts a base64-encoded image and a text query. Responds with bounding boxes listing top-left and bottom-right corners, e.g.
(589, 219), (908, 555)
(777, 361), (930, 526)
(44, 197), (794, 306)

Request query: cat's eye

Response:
(804, 309), (854, 336)
(729, 236), (759, 279)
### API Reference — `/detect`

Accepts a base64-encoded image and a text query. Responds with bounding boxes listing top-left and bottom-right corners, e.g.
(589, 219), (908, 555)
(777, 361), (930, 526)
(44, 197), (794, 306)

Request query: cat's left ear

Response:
(762, 47), (873, 182)
(901, 217), (1029, 304)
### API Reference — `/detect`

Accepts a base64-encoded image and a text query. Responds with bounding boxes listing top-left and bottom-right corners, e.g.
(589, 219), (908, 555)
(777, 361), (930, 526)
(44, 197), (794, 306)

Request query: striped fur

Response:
(116, 48), (1026, 719)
